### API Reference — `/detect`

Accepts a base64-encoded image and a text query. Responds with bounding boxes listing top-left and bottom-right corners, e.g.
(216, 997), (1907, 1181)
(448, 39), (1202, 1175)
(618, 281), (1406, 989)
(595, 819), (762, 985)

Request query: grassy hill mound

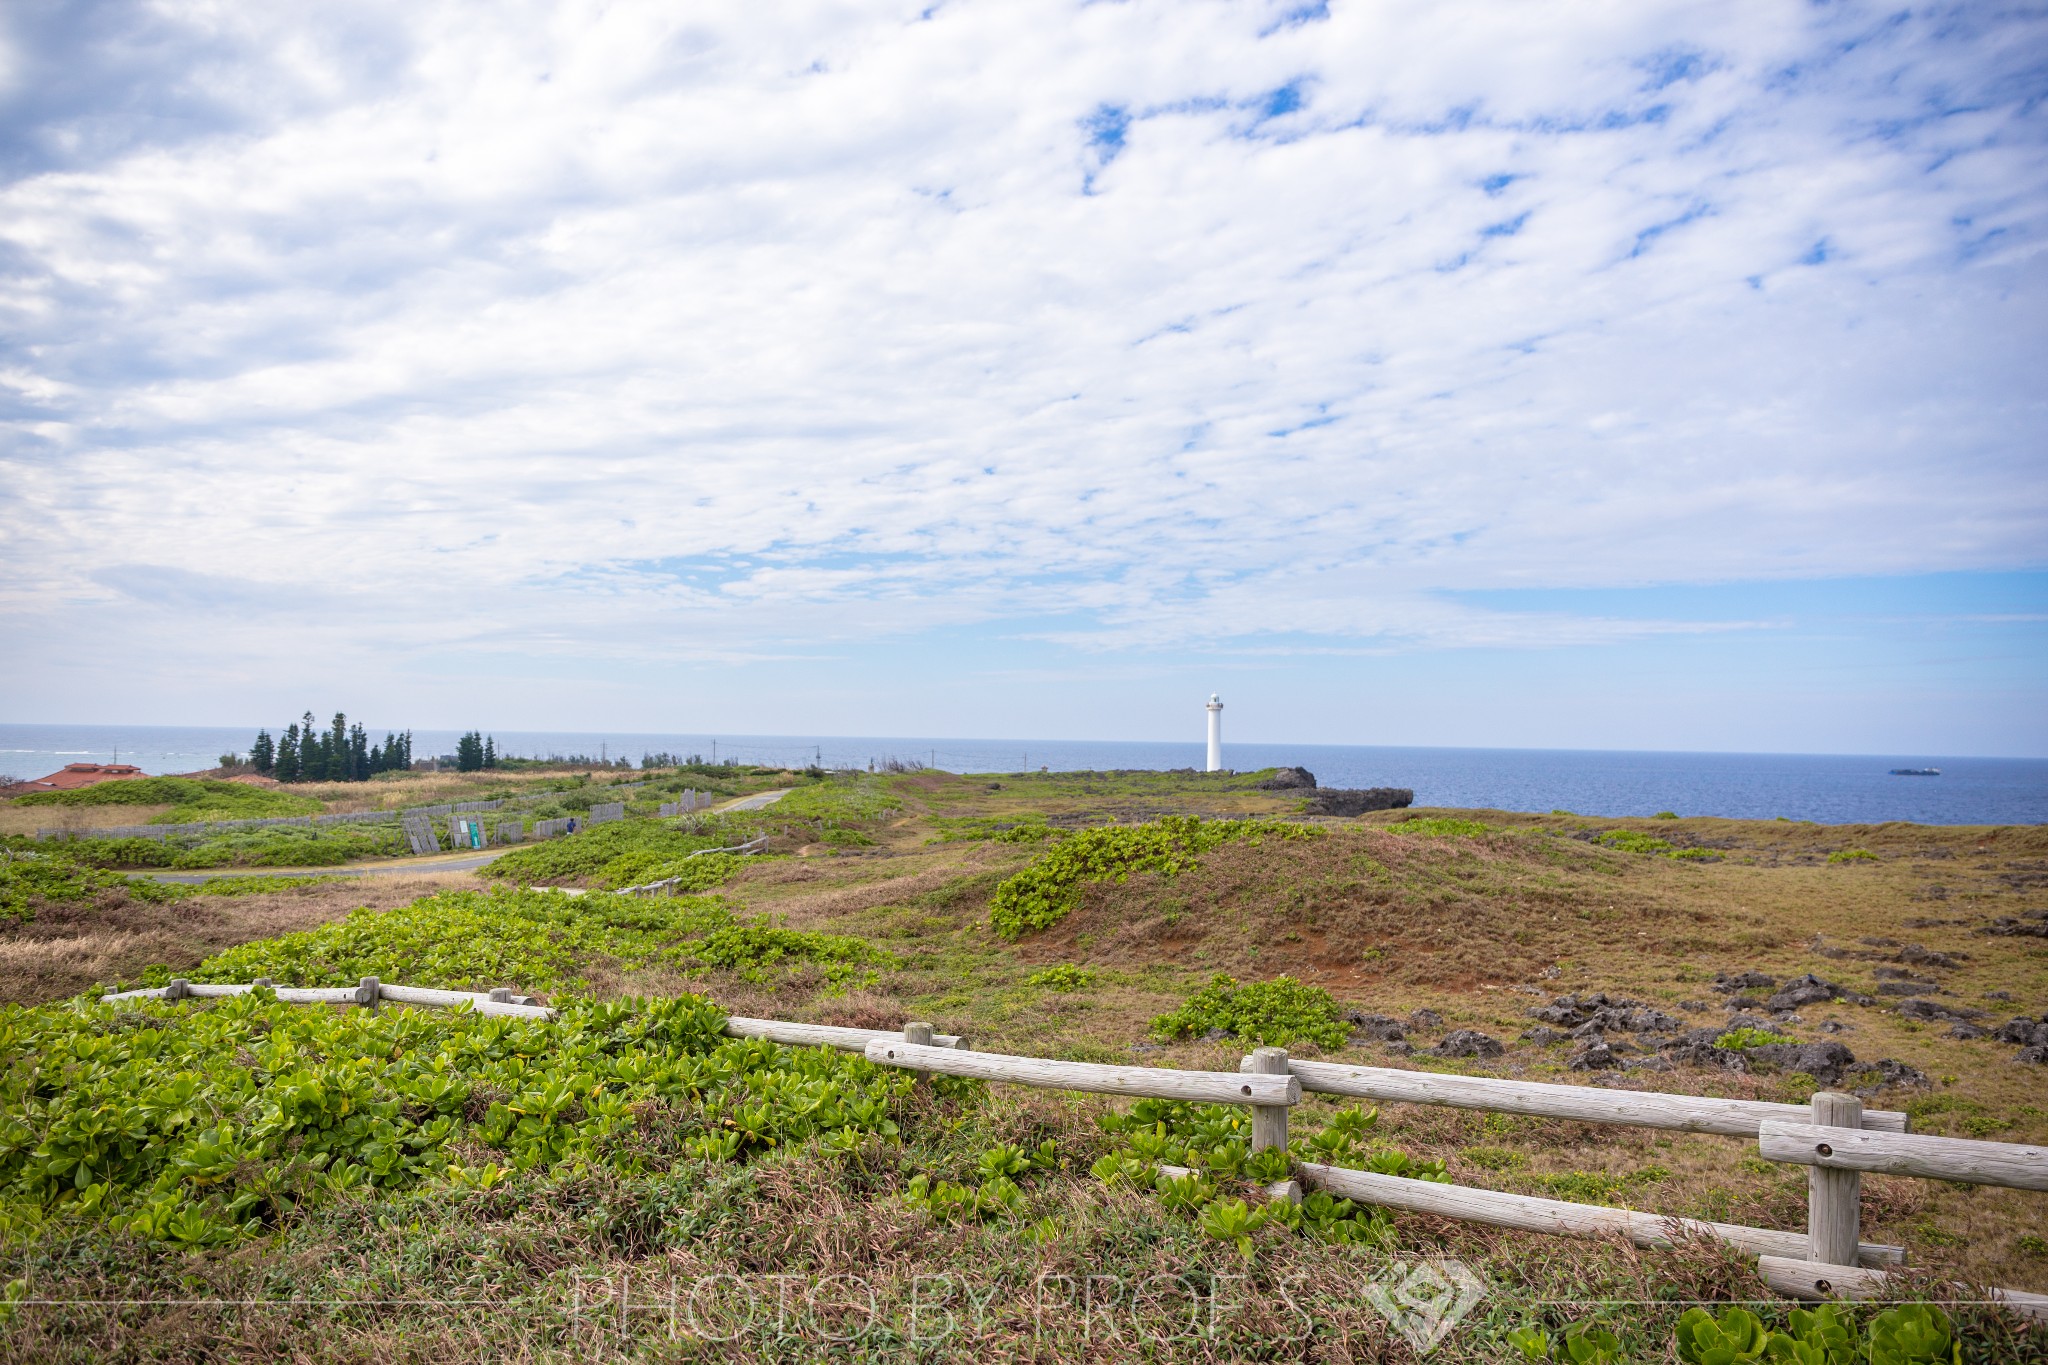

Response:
(10, 777), (321, 823)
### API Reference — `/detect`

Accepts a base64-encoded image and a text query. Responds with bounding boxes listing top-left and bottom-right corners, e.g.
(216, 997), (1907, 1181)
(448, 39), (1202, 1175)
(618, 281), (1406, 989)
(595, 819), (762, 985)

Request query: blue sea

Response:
(3, 723), (2041, 826)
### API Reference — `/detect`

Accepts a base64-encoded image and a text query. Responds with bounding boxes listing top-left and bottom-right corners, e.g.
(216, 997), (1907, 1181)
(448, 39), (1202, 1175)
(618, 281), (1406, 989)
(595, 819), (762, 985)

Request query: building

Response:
(1, 762), (147, 796)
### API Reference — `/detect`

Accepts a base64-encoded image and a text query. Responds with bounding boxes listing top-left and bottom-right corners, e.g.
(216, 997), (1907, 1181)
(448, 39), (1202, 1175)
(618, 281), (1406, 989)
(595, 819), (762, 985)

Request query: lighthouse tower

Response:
(1205, 694), (1224, 772)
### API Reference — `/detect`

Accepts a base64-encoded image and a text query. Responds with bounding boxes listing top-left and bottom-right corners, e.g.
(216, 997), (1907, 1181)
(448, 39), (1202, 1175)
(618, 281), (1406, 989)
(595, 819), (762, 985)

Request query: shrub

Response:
(1597, 830), (1716, 861)
(1715, 1027), (1796, 1051)
(1653, 811), (1679, 820)
(1598, 829), (1673, 854)
(1149, 974), (1348, 1049)
(1828, 848), (1878, 864)
(988, 816), (1317, 939)
(685, 925), (892, 984)
(1025, 965), (1095, 991)
(592, 852), (745, 893)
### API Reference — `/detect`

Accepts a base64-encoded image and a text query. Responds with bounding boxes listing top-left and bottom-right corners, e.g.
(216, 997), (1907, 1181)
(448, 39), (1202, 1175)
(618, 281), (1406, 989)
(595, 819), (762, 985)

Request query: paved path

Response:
(718, 788), (790, 812)
(144, 847), (516, 884)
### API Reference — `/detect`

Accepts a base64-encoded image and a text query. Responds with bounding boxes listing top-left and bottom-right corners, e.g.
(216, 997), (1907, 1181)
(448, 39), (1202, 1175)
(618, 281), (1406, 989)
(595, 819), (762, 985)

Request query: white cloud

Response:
(0, 0), (2042, 716)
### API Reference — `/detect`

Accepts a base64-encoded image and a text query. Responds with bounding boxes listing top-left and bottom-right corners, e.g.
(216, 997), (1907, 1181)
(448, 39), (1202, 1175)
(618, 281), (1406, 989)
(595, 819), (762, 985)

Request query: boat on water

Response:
(1888, 767), (1941, 776)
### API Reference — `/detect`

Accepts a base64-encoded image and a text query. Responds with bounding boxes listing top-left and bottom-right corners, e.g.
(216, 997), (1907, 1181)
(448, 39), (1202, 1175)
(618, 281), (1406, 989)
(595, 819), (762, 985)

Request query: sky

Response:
(1, 0), (2044, 755)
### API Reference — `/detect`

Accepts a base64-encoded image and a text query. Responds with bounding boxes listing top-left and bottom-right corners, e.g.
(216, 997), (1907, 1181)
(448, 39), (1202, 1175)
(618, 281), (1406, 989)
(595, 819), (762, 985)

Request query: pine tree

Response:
(298, 712), (319, 783)
(348, 723), (370, 782)
(276, 724), (302, 782)
(483, 736), (497, 769)
(456, 731), (483, 772)
(402, 731), (413, 768)
(250, 729), (275, 775)
(326, 714), (348, 783)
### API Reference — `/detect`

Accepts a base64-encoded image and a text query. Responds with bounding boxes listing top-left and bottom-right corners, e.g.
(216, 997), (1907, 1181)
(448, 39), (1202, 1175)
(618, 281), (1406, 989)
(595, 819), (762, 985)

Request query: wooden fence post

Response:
(357, 975), (381, 1014)
(166, 978), (189, 1001)
(1809, 1091), (1863, 1265)
(1248, 1047), (1291, 1152)
(1248, 1046), (1297, 1203)
(904, 1022), (934, 1093)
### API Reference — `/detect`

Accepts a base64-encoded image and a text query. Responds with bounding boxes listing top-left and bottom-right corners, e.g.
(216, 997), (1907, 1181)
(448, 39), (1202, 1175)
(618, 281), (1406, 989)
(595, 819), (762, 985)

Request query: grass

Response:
(2, 770), (2047, 1360)
(10, 778), (314, 815)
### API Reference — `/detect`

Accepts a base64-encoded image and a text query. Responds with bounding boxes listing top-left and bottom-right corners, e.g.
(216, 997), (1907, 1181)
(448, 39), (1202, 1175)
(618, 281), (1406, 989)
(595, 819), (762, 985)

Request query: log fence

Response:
(99, 982), (2048, 1320)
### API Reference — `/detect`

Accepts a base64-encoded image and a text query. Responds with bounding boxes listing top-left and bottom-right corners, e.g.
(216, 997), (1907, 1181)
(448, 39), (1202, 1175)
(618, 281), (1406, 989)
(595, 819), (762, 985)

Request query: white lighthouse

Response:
(1205, 693), (1224, 771)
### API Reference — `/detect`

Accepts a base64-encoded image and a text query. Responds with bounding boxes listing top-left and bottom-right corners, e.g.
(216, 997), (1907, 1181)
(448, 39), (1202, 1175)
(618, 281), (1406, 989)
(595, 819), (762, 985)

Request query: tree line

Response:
(453, 732), (499, 772)
(250, 713), (412, 784)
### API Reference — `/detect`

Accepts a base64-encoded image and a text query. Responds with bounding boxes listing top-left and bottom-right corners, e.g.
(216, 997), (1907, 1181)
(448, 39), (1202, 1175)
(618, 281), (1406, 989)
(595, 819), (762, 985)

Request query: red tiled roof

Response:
(16, 763), (148, 792)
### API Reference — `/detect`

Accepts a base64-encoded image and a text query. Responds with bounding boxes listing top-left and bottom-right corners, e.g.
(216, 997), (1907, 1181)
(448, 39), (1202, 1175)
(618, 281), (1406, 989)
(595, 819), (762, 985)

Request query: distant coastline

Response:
(3, 724), (2043, 826)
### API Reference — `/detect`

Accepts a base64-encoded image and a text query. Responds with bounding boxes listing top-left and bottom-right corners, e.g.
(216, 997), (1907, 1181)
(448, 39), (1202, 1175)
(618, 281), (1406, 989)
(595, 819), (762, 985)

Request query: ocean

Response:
(3, 723), (2041, 826)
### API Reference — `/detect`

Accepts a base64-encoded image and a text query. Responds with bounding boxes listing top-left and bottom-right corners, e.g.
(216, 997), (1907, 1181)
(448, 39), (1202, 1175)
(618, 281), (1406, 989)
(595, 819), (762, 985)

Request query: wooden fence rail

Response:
(1291, 1160), (1904, 1268)
(1258, 1056), (1910, 1137)
(867, 1039), (1299, 1107)
(1759, 1120), (2048, 1193)
(99, 982), (2048, 1321)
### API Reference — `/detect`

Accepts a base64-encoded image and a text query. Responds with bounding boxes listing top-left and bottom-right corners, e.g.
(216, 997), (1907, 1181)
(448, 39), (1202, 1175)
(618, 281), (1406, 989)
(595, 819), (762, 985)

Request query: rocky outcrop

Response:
(1305, 787), (1415, 816)
(1256, 767), (1318, 790)
(1765, 974), (1845, 1011)
(1432, 1030), (1504, 1059)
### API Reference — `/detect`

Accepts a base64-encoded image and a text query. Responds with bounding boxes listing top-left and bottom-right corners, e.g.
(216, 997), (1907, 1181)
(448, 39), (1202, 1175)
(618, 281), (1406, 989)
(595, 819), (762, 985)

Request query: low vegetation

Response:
(1149, 973), (1351, 1049)
(0, 990), (938, 1251)
(480, 821), (741, 887)
(988, 815), (1319, 938)
(180, 885), (882, 994)
(12, 778), (320, 822)
(0, 851), (184, 923)
(30, 823), (406, 870)
(1, 766), (2044, 1360)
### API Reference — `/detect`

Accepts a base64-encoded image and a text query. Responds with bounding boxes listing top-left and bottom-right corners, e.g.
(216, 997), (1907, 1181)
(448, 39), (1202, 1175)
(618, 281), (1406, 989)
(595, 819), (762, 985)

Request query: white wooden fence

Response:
(101, 981), (2048, 1321)
(612, 836), (771, 896)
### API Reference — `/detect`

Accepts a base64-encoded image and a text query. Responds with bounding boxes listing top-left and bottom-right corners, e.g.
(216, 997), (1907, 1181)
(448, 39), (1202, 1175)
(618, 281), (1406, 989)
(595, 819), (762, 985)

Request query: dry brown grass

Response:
(0, 872), (482, 1005)
(694, 788), (2048, 1293)
(0, 803), (176, 836)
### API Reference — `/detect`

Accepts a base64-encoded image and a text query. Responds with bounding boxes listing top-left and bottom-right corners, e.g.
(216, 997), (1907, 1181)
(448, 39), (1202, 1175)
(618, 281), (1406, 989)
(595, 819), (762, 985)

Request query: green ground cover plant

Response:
(30, 823), (406, 870)
(1025, 965), (1095, 991)
(1387, 817), (1493, 838)
(0, 851), (184, 922)
(1148, 974), (1349, 1049)
(1829, 848), (1880, 863)
(1716, 1027), (1798, 1051)
(482, 821), (740, 886)
(11, 778), (320, 817)
(988, 816), (1318, 938)
(0, 990), (933, 1250)
(772, 775), (902, 822)
(1597, 829), (1718, 861)
(1092, 1099), (1438, 1258)
(174, 885), (883, 994)
(928, 815), (1059, 843)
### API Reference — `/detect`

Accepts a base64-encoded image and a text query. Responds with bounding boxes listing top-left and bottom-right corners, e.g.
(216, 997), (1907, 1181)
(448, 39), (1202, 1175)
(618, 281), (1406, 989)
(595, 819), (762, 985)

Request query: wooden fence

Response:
(102, 981), (2048, 1322)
